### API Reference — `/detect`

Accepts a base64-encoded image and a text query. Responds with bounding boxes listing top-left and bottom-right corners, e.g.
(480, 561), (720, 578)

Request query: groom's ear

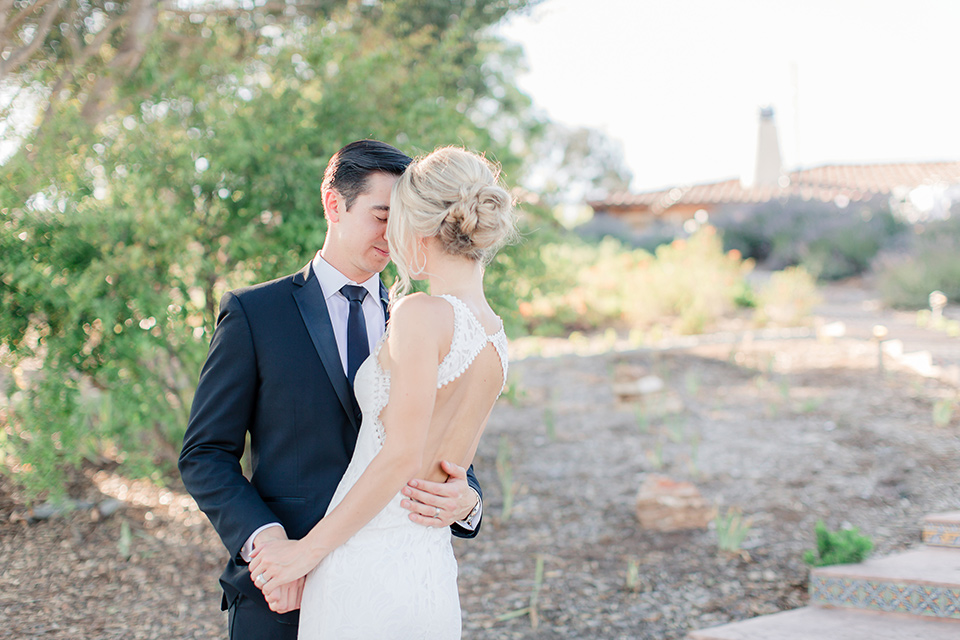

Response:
(323, 189), (342, 223)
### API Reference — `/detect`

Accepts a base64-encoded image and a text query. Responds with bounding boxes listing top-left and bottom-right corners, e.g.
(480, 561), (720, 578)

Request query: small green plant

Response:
(933, 399), (955, 428)
(778, 378), (791, 403)
(634, 405), (650, 434)
(118, 520), (133, 560)
(803, 520), (873, 567)
(684, 370), (701, 396)
(645, 438), (664, 470)
(625, 557), (641, 592)
(665, 415), (685, 444)
(501, 372), (528, 407)
(496, 554), (545, 628)
(714, 507), (753, 553)
(543, 405), (556, 441)
(496, 434), (517, 521)
(686, 433), (702, 478)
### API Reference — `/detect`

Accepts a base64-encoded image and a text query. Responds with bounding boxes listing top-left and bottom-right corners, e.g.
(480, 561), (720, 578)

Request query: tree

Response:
(0, 0), (541, 496)
(524, 122), (634, 206)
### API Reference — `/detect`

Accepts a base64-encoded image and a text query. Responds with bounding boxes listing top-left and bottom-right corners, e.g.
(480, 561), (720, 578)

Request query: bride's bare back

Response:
(378, 293), (506, 484)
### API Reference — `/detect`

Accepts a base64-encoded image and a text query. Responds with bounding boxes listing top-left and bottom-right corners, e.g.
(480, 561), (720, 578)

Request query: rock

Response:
(635, 474), (714, 531)
(29, 499), (96, 522)
(613, 375), (664, 400)
(97, 498), (123, 520)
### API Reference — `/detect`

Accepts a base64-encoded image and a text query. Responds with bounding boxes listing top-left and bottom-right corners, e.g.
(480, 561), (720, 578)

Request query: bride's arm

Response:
(249, 295), (442, 590)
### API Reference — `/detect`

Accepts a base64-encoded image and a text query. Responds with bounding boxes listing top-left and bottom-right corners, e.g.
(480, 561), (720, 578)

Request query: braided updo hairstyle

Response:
(387, 147), (516, 298)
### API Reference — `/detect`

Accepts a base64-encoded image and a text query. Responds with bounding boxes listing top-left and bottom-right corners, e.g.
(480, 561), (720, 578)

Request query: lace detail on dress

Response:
(435, 294), (508, 393)
(364, 333), (390, 447)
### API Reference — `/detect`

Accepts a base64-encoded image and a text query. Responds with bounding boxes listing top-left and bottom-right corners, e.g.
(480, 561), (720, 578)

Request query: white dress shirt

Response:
(241, 254), (479, 562)
(311, 252), (386, 373)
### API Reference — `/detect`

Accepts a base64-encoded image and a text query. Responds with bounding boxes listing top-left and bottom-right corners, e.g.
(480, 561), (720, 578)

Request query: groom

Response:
(179, 140), (484, 640)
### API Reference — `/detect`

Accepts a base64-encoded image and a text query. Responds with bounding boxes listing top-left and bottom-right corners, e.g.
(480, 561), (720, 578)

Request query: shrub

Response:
(516, 227), (753, 335)
(754, 266), (821, 326)
(718, 199), (905, 280)
(877, 218), (960, 308)
(803, 520), (873, 567)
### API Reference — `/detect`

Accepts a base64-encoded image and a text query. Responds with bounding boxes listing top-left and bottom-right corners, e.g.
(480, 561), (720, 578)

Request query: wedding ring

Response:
(434, 506), (441, 519)
(256, 573), (265, 585)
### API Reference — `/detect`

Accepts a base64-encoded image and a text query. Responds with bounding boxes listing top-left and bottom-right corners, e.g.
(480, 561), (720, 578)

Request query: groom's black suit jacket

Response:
(179, 262), (482, 622)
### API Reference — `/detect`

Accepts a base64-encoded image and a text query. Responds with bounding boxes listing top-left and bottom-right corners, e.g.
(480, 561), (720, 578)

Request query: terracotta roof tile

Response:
(589, 161), (960, 213)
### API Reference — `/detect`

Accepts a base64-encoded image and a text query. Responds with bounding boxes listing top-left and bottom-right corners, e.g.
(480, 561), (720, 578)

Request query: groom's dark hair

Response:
(322, 139), (412, 211)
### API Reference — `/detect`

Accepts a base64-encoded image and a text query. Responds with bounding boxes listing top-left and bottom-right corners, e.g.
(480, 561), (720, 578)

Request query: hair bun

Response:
(445, 183), (485, 235)
(442, 182), (512, 251)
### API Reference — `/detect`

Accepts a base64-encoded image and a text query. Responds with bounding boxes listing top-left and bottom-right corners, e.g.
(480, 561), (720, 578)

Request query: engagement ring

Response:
(434, 506), (441, 519)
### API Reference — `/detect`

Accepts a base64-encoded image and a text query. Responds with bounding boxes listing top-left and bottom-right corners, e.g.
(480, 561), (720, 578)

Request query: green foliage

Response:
(754, 266), (821, 326)
(719, 200), (905, 280)
(624, 557), (641, 592)
(517, 226), (752, 335)
(804, 520), (874, 567)
(933, 399), (955, 427)
(495, 554), (545, 627)
(0, 2), (540, 497)
(714, 507), (753, 553)
(877, 218), (960, 308)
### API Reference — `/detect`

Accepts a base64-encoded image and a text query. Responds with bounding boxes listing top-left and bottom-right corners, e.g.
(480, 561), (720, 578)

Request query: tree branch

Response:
(158, 0), (328, 17)
(0, 0), (62, 82)
(0, 0), (56, 43)
(29, 10), (130, 157)
(80, 0), (157, 123)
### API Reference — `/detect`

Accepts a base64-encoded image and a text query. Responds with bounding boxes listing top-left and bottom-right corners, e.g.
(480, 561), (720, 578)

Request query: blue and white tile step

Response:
(923, 512), (960, 549)
(809, 547), (960, 620)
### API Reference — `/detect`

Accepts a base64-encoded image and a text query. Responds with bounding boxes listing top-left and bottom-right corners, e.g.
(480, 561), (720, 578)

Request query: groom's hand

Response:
(264, 576), (305, 614)
(251, 528), (304, 613)
(401, 460), (477, 528)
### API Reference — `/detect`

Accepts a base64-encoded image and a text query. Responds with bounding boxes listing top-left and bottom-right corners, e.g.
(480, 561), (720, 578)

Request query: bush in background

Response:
(517, 226), (753, 336)
(754, 266), (822, 327)
(718, 198), (905, 281)
(877, 217), (960, 308)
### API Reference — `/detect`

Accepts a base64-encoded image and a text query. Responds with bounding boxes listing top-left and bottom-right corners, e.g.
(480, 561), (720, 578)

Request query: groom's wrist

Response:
(240, 523), (285, 563)
(253, 523), (287, 547)
(456, 490), (482, 529)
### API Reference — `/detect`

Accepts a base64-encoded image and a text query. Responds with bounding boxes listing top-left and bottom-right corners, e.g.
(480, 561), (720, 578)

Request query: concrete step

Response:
(809, 546), (960, 620)
(688, 606), (960, 640)
(923, 512), (960, 549)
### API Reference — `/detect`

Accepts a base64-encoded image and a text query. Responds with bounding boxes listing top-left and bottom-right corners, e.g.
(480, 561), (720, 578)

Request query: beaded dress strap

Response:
(435, 294), (508, 392)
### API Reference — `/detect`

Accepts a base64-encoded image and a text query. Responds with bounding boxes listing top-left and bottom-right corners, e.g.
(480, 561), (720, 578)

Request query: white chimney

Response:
(752, 106), (783, 187)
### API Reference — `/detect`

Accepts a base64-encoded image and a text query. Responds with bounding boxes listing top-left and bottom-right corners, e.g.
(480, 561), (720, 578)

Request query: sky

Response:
(497, 0), (960, 192)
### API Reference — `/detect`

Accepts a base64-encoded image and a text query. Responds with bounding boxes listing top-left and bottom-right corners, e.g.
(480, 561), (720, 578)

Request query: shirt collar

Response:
(311, 251), (382, 303)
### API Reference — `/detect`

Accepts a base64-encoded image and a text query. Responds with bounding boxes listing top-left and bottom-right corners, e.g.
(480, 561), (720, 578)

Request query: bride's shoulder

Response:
(388, 294), (453, 335)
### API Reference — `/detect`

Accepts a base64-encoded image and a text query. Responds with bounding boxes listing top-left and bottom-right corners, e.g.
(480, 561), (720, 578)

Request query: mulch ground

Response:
(1, 334), (958, 639)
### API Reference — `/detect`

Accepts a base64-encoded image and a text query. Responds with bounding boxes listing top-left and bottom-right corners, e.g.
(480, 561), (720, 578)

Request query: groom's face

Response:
(335, 171), (399, 279)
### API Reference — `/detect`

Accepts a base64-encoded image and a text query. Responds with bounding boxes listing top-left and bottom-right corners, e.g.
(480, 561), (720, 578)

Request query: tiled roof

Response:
(591, 161), (960, 214)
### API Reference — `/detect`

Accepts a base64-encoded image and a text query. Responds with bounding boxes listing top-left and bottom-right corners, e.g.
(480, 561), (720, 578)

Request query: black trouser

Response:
(227, 593), (299, 640)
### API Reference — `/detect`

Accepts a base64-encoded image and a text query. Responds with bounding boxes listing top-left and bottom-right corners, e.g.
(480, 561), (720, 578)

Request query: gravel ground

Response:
(1, 334), (958, 639)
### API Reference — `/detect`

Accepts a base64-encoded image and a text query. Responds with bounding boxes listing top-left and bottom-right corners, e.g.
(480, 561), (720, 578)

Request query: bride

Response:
(248, 146), (515, 639)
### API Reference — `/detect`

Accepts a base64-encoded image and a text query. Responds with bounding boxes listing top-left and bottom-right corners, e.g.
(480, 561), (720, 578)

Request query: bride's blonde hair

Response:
(387, 147), (516, 299)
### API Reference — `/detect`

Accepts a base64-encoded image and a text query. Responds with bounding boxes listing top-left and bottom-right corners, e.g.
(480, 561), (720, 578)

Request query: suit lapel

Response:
(292, 262), (359, 431)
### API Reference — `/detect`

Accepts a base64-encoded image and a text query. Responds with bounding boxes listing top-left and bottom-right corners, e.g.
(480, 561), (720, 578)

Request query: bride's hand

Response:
(248, 539), (321, 596)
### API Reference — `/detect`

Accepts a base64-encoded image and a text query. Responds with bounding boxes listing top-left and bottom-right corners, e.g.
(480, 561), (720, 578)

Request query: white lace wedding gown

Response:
(298, 294), (508, 640)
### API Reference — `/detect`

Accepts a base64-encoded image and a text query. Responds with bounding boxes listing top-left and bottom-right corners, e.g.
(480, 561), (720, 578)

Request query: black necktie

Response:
(340, 284), (369, 384)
